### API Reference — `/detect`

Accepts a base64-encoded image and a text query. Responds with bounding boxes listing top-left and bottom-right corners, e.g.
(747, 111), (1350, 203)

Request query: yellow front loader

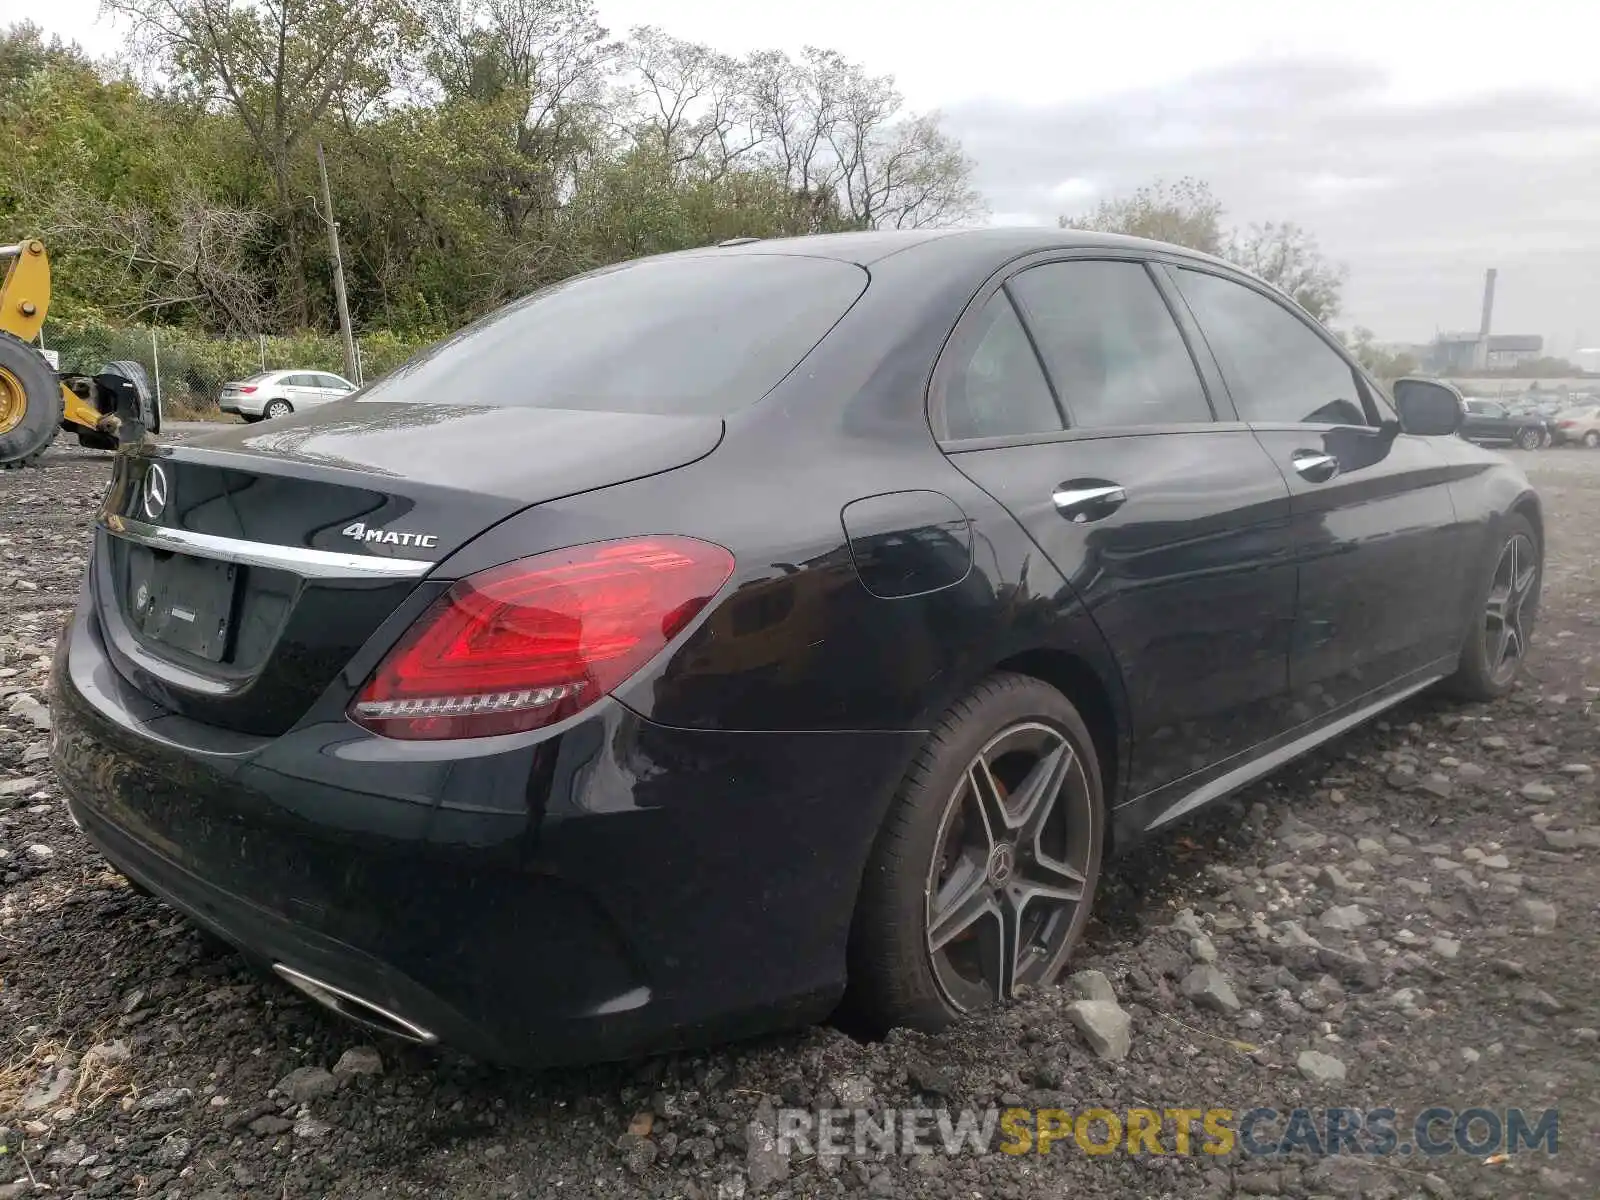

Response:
(0, 238), (160, 469)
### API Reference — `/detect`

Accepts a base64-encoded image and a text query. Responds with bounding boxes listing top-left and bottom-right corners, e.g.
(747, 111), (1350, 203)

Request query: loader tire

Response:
(0, 331), (63, 470)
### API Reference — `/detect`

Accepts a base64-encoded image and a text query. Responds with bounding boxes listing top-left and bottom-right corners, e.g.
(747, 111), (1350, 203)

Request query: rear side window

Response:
(1008, 260), (1212, 428)
(357, 255), (867, 416)
(1173, 268), (1368, 426)
(941, 293), (1064, 440)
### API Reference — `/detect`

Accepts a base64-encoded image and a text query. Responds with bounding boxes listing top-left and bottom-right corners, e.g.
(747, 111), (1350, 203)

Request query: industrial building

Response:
(1427, 269), (1544, 372)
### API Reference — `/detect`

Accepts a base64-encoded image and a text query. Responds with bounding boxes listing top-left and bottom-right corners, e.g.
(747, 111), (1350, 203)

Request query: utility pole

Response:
(317, 142), (359, 385)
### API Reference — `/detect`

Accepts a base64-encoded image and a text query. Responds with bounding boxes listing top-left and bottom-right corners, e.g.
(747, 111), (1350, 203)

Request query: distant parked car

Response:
(1460, 399), (1550, 449)
(1551, 406), (1600, 447)
(219, 370), (356, 421)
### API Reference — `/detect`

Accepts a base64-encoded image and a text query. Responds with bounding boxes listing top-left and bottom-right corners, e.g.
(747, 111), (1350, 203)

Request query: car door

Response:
(1166, 264), (1467, 720)
(1464, 400), (1509, 442)
(934, 256), (1298, 802)
(314, 374), (354, 405)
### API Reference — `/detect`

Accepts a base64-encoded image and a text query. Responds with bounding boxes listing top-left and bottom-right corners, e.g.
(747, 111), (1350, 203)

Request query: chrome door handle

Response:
(1052, 484), (1127, 523)
(1291, 451), (1339, 482)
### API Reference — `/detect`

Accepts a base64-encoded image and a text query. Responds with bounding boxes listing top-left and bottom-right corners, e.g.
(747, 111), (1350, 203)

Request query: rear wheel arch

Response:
(991, 647), (1124, 814)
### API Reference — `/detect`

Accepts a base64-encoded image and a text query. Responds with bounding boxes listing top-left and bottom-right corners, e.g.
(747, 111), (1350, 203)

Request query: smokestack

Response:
(1479, 267), (1497, 339)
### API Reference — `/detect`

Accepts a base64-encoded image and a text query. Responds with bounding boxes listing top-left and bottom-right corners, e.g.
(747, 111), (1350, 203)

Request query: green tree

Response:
(1060, 176), (1223, 253)
(105, 0), (420, 322)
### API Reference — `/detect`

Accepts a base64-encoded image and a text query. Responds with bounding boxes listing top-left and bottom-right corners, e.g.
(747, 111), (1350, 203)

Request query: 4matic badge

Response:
(341, 522), (439, 549)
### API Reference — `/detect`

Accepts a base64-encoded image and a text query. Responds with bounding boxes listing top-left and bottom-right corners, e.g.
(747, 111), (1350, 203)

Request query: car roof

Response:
(682, 226), (1238, 270)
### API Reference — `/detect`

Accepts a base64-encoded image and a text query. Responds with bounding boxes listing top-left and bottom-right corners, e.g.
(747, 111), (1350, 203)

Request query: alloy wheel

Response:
(265, 400), (291, 419)
(924, 721), (1095, 1012)
(1515, 427), (1539, 450)
(1484, 533), (1537, 685)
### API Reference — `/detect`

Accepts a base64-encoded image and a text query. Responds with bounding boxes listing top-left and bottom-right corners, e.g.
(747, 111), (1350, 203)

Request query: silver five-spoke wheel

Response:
(1484, 532), (1537, 686)
(924, 721), (1096, 1012)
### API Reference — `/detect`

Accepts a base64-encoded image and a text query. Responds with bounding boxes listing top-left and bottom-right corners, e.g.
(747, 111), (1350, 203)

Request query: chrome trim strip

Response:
(100, 514), (434, 580)
(1142, 671), (1444, 833)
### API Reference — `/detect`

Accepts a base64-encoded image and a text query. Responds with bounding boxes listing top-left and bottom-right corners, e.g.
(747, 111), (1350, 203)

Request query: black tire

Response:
(1443, 512), (1540, 701)
(264, 398), (293, 419)
(1585, 430), (1600, 449)
(100, 360), (161, 435)
(844, 673), (1105, 1034)
(1514, 426), (1540, 450)
(0, 330), (63, 469)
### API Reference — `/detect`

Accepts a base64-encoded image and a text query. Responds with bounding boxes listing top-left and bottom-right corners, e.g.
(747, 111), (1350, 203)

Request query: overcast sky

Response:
(29, 0), (1600, 352)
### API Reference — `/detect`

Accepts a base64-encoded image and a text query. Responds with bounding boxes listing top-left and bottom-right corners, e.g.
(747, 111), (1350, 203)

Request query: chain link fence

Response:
(36, 322), (427, 419)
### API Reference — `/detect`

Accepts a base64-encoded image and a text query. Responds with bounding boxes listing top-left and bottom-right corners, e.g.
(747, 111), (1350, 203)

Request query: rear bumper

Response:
(219, 399), (264, 416)
(51, 599), (921, 1066)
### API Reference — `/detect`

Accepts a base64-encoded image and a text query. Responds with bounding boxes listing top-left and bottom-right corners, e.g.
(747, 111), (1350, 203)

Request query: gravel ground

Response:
(2, 437), (1597, 1200)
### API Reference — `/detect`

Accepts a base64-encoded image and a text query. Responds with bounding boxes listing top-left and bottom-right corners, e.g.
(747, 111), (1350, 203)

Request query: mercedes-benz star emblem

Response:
(987, 842), (1015, 886)
(141, 464), (169, 520)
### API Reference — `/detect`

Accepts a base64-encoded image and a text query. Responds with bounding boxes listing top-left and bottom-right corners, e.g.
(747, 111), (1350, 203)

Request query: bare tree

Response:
(620, 26), (759, 179)
(1227, 221), (1347, 322)
(39, 181), (269, 331)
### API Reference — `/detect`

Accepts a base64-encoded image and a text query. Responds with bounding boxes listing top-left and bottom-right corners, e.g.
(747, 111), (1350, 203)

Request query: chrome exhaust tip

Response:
(272, 963), (439, 1046)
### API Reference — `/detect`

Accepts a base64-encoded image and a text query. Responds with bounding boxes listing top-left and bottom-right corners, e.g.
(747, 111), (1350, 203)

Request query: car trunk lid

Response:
(91, 402), (724, 735)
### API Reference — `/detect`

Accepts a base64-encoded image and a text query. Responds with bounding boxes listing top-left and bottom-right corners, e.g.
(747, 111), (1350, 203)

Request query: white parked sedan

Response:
(219, 370), (356, 421)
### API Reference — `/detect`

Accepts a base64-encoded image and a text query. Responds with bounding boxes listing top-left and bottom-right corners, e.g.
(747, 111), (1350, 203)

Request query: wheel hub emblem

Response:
(141, 464), (169, 520)
(987, 842), (1015, 886)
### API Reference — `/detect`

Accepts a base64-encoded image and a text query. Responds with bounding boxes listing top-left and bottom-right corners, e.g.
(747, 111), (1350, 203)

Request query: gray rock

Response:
(831, 1074), (872, 1108)
(1520, 781), (1557, 801)
(745, 1097), (789, 1189)
(1560, 763), (1593, 776)
(1296, 1049), (1347, 1084)
(1513, 983), (1565, 1015)
(153, 1134), (192, 1168)
(1397, 877), (1432, 897)
(24, 843), (52, 862)
(1518, 898), (1558, 932)
(276, 1065), (338, 1103)
(1481, 735), (1510, 750)
(1318, 904), (1369, 932)
(905, 1055), (959, 1096)
(1318, 865), (1357, 892)
(1319, 946), (1382, 991)
(293, 1115), (333, 1140)
(137, 1086), (193, 1112)
(1171, 909), (1205, 937)
(0, 775), (40, 797)
(618, 1132), (657, 1176)
(332, 1046), (383, 1078)
(1069, 968), (1118, 1004)
(20, 1065), (75, 1112)
(1456, 763), (1488, 782)
(1188, 934), (1218, 963)
(44, 1140), (88, 1167)
(1355, 837), (1388, 857)
(1479, 854), (1510, 870)
(1418, 773), (1453, 798)
(1430, 937), (1461, 960)
(1065, 999), (1132, 1061)
(6, 693), (50, 730)
(1283, 831), (1327, 852)
(1180, 964), (1241, 1013)
(249, 1114), (294, 1137)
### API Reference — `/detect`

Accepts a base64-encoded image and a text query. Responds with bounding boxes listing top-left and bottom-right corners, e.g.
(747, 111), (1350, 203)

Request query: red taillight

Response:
(238, 385), (257, 394)
(350, 537), (734, 740)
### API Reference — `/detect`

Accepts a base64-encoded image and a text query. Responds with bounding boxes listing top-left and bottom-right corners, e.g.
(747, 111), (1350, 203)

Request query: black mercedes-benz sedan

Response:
(52, 229), (1541, 1065)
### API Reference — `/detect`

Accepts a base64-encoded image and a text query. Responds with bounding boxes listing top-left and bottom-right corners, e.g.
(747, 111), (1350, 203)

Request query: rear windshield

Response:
(358, 254), (868, 416)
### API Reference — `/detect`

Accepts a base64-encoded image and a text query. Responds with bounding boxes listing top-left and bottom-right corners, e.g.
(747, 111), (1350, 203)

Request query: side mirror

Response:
(1393, 377), (1464, 437)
